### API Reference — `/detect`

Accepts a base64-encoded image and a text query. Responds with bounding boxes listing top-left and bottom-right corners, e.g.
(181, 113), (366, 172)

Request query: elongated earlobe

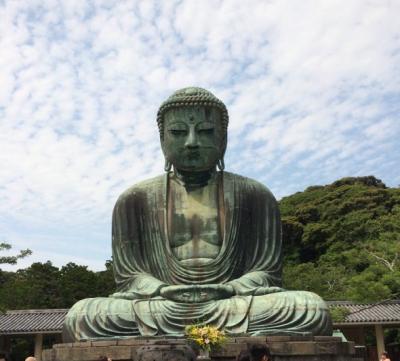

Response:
(164, 159), (172, 172)
(217, 158), (225, 171)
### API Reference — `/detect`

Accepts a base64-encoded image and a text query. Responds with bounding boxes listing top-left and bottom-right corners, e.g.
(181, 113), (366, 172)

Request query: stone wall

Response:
(43, 336), (358, 361)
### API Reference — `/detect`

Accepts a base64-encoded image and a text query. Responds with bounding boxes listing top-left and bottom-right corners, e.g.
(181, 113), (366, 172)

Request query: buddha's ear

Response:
(221, 132), (228, 154)
(160, 129), (169, 155)
(164, 159), (172, 172)
(160, 141), (172, 171)
(219, 131), (228, 158)
(160, 138), (166, 155)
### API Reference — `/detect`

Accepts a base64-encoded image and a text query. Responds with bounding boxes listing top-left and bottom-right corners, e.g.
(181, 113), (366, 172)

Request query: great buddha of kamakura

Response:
(63, 87), (332, 341)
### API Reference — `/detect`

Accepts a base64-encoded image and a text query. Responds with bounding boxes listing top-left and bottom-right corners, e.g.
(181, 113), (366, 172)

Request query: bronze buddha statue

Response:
(63, 87), (332, 341)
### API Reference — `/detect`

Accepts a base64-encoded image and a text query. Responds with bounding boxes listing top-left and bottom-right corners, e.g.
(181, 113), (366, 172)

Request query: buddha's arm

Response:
(111, 189), (169, 299)
(160, 284), (235, 302)
(226, 271), (284, 296)
(225, 180), (284, 296)
(110, 274), (168, 299)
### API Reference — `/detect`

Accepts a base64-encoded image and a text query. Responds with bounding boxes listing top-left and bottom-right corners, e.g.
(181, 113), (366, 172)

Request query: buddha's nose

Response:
(185, 128), (199, 149)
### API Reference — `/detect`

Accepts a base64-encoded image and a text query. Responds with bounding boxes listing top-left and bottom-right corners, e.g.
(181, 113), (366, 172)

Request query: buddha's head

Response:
(157, 87), (229, 173)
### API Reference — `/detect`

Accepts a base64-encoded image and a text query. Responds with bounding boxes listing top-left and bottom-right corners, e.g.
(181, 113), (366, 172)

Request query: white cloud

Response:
(0, 0), (399, 271)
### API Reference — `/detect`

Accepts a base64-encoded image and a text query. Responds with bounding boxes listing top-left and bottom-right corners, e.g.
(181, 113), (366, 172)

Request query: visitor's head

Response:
(98, 356), (112, 361)
(236, 350), (251, 361)
(249, 344), (271, 361)
(25, 357), (36, 361)
(157, 87), (229, 173)
(381, 351), (389, 358)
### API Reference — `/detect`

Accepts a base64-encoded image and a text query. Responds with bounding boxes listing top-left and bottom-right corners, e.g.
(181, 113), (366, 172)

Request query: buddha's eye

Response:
(198, 128), (214, 135)
(169, 129), (187, 136)
(197, 122), (215, 135)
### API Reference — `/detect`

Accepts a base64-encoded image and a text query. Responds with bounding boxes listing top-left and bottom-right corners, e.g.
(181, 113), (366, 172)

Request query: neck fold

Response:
(173, 168), (217, 189)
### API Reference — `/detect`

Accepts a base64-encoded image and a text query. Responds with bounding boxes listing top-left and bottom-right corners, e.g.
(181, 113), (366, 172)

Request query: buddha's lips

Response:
(186, 151), (200, 159)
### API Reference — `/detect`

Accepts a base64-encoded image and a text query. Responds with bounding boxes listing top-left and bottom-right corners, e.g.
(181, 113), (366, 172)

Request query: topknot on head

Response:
(157, 87), (229, 138)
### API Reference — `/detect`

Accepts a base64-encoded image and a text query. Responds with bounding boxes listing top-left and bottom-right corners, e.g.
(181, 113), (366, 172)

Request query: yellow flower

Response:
(185, 324), (227, 351)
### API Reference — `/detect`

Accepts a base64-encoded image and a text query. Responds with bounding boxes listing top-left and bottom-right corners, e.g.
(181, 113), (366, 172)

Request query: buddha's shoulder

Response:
(223, 171), (276, 200)
(116, 174), (165, 202)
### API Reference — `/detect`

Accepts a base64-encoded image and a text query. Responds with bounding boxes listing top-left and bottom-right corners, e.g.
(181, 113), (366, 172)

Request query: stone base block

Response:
(43, 336), (355, 361)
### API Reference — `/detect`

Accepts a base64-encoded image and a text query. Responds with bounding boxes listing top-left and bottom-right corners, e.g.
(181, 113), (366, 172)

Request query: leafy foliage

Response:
(329, 307), (351, 322)
(281, 176), (400, 302)
(0, 242), (32, 265)
(0, 242), (32, 311)
(0, 260), (115, 309)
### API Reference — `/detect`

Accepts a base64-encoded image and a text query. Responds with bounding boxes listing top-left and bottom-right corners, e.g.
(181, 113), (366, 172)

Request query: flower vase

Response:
(197, 348), (211, 361)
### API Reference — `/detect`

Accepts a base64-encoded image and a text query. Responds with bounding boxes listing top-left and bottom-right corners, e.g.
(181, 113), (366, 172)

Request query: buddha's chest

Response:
(168, 179), (222, 261)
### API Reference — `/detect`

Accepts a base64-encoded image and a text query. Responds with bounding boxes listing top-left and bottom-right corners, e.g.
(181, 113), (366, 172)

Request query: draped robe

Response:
(63, 172), (332, 341)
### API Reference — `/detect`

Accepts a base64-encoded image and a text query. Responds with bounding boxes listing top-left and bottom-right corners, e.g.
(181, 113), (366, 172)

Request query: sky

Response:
(1, 0), (399, 271)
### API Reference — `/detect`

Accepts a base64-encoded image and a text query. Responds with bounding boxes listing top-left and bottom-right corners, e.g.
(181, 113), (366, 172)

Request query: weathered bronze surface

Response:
(63, 87), (332, 341)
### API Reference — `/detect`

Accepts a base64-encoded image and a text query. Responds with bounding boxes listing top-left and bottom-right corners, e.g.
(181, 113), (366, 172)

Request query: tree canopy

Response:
(281, 176), (400, 302)
(0, 242), (31, 266)
(0, 260), (115, 309)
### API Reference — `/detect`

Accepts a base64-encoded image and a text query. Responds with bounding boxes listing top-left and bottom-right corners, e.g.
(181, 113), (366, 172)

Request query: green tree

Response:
(0, 242), (32, 310)
(96, 259), (115, 297)
(0, 242), (31, 266)
(280, 176), (400, 302)
(59, 263), (99, 307)
(2, 261), (62, 309)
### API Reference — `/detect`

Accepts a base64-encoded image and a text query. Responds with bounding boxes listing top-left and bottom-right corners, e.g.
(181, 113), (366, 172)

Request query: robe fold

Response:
(113, 171), (282, 292)
(63, 172), (332, 341)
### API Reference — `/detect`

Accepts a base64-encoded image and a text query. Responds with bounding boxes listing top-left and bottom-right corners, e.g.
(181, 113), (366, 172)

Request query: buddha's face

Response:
(162, 106), (225, 172)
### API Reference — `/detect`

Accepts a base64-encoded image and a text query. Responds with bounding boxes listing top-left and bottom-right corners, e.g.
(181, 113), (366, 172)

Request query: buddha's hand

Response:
(160, 284), (234, 303)
(110, 292), (138, 300)
(110, 285), (165, 300)
(253, 286), (285, 296)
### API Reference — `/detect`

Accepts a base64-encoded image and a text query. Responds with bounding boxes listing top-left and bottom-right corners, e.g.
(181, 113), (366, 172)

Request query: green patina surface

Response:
(63, 87), (333, 341)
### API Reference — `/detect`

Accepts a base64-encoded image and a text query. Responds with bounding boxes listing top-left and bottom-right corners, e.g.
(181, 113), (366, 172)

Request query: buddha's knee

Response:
(248, 291), (332, 336)
(65, 297), (106, 320)
(63, 297), (138, 341)
(250, 290), (330, 318)
(68, 297), (91, 315)
(286, 290), (328, 307)
(63, 298), (101, 341)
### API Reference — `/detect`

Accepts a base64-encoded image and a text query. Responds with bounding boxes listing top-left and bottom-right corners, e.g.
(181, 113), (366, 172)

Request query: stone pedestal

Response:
(42, 336), (357, 361)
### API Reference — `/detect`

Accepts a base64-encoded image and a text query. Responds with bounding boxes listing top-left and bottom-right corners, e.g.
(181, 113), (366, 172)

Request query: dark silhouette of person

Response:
(237, 344), (271, 361)
(249, 344), (271, 361)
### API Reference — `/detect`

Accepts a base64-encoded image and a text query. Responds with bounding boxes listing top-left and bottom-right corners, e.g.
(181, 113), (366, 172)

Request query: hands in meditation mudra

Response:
(63, 87), (332, 341)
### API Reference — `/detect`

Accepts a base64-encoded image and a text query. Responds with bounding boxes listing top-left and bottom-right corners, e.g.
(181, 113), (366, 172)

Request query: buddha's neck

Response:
(173, 168), (217, 189)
